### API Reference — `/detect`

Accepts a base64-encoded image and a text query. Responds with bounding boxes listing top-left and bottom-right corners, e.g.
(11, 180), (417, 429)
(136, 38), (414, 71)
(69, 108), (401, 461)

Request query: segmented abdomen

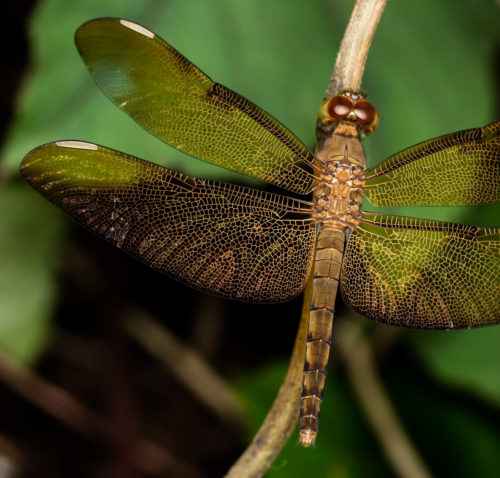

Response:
(299, 225), (345, 447)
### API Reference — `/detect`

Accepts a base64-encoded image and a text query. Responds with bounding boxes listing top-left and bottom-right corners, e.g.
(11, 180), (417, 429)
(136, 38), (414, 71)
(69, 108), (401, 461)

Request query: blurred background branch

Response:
(0, 346), (202, 477)
(337, 318), (433, 478)
(124, 309), (244, 426)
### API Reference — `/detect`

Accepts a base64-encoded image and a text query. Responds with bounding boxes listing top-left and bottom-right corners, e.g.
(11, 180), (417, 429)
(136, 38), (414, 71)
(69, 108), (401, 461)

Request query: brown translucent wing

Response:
(20, 141), (316, 302)
(364, 121), (500, 206)
(74, 18), (316, 195)
(341, 212), (500, 329)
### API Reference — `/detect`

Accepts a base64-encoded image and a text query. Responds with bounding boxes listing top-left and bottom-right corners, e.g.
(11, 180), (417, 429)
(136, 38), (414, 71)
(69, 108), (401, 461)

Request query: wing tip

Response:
(119, 19), (155, 39)
(55, 140), (99, 151)
(20, 140), (100, 175)
(75, 18), (156, 48)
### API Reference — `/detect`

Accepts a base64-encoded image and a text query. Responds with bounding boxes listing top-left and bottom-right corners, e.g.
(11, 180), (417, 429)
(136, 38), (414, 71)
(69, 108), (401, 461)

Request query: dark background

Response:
(0, 0), (499, 477)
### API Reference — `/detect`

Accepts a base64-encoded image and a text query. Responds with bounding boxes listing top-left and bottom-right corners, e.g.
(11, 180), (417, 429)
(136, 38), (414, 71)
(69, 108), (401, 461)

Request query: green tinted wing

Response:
(74, 18), (316, 195)
(20, 141), (315, 302)
(341, 212), (499, 329)
(364, 121), (500, 206)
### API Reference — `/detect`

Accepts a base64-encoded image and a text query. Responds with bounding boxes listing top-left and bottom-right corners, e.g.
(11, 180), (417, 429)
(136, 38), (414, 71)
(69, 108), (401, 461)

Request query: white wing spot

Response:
(119, 100), (128, 107)
(56, 141), (98, 151)
(119, 20), (155, 39)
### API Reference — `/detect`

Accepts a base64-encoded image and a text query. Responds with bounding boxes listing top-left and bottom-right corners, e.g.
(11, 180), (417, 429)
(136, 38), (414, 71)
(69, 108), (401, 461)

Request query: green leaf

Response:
(0, 184), (65, 363)
(408, 327), (500, 405)
(389, 365), (500, 478)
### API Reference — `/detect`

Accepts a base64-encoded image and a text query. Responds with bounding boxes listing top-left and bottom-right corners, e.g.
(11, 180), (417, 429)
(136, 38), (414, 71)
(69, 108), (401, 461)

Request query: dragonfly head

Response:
(317, 91), (379, 136)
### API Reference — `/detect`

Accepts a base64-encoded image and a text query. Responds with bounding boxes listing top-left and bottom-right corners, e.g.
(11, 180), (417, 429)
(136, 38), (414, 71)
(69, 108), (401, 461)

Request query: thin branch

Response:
(0, 346), (202, 478)
(51, 331), (105, 371)
(0, 432), (23, 474)
(224, 274), (313, 478)
(337, 318), (434, 478)
(0, 347), (108, 437)
(124, 309), (244, 425)
(328, 0), (388, 96)
(225, 0), (388, 475)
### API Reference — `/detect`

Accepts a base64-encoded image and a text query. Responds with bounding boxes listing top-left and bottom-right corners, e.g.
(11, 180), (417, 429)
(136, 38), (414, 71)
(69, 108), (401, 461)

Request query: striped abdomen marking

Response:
(299, 226), (345, 447)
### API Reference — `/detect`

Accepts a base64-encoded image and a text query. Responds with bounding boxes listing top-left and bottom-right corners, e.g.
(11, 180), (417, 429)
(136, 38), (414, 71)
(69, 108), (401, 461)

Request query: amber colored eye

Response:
(354, 101), (376, 126)
(327, 95), (353, 119)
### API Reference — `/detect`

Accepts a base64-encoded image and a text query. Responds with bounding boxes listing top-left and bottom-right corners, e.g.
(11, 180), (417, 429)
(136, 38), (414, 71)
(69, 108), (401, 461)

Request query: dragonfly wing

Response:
(364, 121), (500, 206)
(21, 141), (316, 303)
(340, 212), (500, 329)
(74, 18), (316, 195)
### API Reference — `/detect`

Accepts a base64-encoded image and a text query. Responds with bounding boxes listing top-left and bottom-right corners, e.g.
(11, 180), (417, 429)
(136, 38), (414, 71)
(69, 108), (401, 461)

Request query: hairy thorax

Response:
(312, 121), (366, 229)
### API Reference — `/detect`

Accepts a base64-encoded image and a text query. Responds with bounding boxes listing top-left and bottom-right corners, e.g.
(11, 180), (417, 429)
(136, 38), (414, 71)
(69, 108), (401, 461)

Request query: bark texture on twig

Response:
(224, 274), (312, 478)
(328, 0), (388, 96)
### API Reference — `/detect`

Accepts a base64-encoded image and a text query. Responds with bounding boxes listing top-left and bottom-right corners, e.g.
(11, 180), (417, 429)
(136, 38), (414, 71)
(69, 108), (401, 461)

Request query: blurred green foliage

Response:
(0, 184), (65, 362)
(0, 0), (499, 476)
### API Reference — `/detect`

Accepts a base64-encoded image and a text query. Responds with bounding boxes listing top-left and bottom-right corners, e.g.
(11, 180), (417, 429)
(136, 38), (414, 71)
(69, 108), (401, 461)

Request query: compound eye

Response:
(354, 101), (376, 125)
(354, 100), (379, 134)
(328, 95), (353, 119)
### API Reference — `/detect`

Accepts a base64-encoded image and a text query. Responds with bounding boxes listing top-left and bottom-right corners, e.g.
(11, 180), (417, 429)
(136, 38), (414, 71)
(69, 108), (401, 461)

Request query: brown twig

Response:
(224, 273), (313, 478)
(328, 0), (388, 96)
(0, 346), (202, 477)
(51, 330), (105, 371)
(0, 432), (23, 475)
(337, 318), (434, 478)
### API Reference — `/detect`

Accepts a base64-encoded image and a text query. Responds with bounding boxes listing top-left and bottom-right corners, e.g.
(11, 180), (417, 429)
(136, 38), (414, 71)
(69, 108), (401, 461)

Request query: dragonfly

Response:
(20, 18), (500, 447)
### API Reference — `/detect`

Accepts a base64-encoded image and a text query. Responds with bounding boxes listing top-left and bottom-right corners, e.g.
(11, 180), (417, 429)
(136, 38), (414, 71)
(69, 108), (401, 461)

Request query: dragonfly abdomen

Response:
(299, 226), (344, 447)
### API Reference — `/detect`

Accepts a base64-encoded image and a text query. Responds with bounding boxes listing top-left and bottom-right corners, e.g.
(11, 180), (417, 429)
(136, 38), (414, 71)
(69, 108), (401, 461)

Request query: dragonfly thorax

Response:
(313, 121), (366, 228)
(312, 175), (363, 228)
(313, 121), (366, 229)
